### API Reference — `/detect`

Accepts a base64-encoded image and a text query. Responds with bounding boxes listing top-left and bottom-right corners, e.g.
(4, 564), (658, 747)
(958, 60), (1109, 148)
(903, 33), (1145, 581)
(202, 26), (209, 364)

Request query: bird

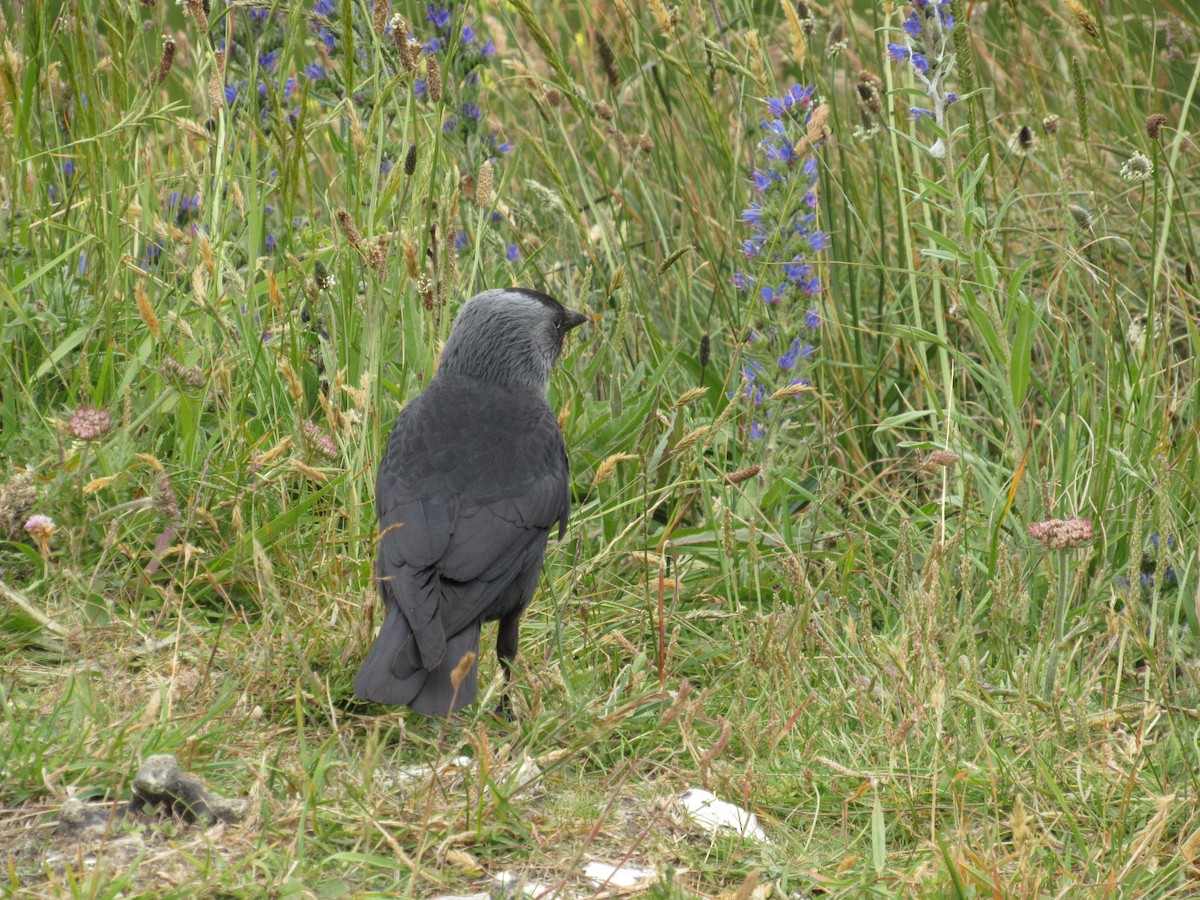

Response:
(354, 287), (588, 717)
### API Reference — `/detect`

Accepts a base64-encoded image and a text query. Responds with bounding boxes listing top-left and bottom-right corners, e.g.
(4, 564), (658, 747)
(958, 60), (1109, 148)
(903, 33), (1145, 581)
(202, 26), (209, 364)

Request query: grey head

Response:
(437, 288), (588, 390)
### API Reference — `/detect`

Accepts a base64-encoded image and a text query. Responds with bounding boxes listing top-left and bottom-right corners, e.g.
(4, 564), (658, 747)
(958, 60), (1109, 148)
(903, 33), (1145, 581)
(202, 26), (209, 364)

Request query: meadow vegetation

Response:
(2, 0), (1200, 895)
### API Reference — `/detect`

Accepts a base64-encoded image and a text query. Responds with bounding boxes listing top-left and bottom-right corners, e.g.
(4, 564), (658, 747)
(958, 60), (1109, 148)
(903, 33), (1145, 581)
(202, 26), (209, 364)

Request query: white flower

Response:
(1120, 152), (1153, 182)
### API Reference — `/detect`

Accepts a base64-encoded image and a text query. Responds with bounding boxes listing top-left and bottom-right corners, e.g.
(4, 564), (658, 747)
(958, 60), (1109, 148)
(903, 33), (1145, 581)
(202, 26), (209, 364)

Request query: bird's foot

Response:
(492, 693), (514, 722)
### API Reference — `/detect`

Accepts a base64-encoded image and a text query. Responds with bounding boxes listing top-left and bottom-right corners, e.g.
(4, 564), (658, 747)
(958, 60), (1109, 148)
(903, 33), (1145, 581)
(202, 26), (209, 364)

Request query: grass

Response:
(2, 0), (1200, 895)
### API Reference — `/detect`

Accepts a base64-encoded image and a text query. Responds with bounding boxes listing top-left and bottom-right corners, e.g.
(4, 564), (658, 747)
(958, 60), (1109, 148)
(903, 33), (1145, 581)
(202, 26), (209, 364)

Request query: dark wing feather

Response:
(372, 374), (569, 672)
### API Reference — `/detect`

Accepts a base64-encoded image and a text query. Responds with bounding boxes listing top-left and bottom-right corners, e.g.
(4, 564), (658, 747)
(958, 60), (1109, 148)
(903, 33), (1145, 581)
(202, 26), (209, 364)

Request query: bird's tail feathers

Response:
(353, 604), (482, 716)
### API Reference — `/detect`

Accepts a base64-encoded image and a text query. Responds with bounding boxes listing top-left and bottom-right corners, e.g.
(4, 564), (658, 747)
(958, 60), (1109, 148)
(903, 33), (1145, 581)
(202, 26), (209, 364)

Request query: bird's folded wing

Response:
(377, 437), (568, 668)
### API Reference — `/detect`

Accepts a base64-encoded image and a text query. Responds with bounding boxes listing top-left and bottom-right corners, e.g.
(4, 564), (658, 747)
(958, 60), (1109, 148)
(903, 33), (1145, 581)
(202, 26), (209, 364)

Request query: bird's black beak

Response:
(562, 308), (589, 331)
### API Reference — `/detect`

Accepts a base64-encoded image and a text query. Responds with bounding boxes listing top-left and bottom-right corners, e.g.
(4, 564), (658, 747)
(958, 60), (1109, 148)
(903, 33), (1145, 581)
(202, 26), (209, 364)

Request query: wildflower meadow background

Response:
(2, 0), (1200, 895)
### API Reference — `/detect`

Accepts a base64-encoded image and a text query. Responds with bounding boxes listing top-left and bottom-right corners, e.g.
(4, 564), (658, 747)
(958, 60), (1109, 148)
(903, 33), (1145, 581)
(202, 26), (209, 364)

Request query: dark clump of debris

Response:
(57, 753), (249, 835)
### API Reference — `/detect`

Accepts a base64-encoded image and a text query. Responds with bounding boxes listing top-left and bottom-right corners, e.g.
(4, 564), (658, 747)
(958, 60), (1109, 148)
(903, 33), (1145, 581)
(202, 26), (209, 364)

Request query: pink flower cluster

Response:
(69, 406), (112, 441)
(1028, 518), (1093, 550)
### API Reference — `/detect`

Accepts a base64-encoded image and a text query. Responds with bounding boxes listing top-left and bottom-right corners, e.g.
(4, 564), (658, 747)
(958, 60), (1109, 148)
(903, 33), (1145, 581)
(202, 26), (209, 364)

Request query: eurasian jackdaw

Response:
(354, 288), (587, 716)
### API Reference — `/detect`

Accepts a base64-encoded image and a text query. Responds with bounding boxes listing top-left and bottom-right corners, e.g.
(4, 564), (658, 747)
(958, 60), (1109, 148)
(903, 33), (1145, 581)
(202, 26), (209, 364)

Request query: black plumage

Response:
(354, 288), (587, 716)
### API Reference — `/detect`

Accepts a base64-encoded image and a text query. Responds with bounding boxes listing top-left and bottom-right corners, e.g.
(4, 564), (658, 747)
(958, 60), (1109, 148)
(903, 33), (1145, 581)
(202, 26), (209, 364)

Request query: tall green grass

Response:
(2, 0), (1200, 896)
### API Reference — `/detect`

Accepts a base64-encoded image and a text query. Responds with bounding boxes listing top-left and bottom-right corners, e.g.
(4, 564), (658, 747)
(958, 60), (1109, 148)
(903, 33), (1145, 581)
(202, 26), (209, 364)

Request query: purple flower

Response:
(761, 283), (784, 305)
(785, 258), (810, 282)
(946, 92), (958, 104)
(909, 107), (933, 120)
(313, 0), (334, 15)
(742, 238), (763, 260)
(462, 101), (482, 121)
(732, 272), (752, 291)
(259, 50), (278, 71)
(903, 12), (922, 36)
(807, 231), (828, 251)
(481, 39), (496, 58)
(749, 422), (766, 440)
(284, 77), (297, 96)
(741, 203), (765, 226)
(804, 308), (821, 329)
(887, 43), (911, 62)
(414, 78), (428, 97)
(752, 170), (772, 192)
(249, 8), (270, 22)
(505, 244), (520, 262)
(224, 84), (239, 105)
(144, 242), (163, 269)
(266, 233), (277, 252)
(911, 53), (930, 75)
(426, 3), (451, 29)
(461, 24), (476, 43)
(455, 231), (469, 249)
(788, 84), (813, 106)
(318, 28), (336, 52)
(424, 37), (442, 53)
(778, 340), (802, 371)
(443, 116), (459, 133)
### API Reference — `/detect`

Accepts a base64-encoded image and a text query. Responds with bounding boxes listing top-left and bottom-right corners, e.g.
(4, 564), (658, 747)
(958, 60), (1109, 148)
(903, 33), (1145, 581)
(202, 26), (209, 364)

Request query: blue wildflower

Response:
(903, 12), (922, 36)
(481, 39), (496, 58)
(778, 339), (804, 371)
(887, 43), (911, 62)
(462, 102), (482, 121)
(760, 283), (785, 305)
(249, 8), (270, 22)
(910, 107), (933, 120)
(461, 24), (476, 43)
(144, 242), (164, 269)
(455, 231), (469, 249)
(424, 37), (442, 53)
(804, 308), (821, 329)
(426, 3), (451, 29)
(259, 50), (278, 71)
(785, 258), (810, 282)
(224, 84), (239, 105)
(443, 116), (459, 133)
(414, 78), (428, 97)
(741, 204), (765, 226)
(749, 422), (766, 440)
(911, 53), (930, 75)
(505, 244), (520, 262)
(304, 62), (325, 80)
(313, 0), (334, 15)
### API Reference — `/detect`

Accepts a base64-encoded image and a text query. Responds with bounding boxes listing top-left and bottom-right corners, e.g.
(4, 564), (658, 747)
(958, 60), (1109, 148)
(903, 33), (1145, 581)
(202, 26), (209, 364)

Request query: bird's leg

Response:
(493, 613), (522, 721)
